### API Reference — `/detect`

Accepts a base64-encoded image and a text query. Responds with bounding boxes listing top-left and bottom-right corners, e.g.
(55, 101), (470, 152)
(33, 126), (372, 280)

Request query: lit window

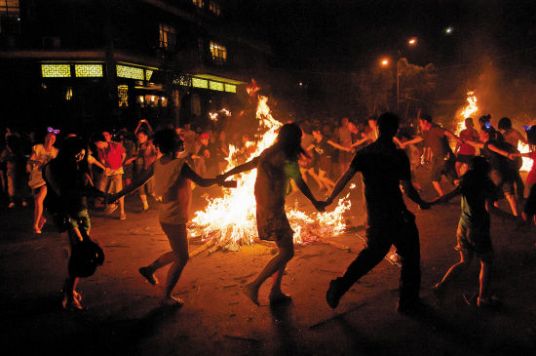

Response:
(145, 69), (153, 81)
(75, 64), (103, 77)
(208, 1), (221, 16)
(118, 85), (128, 107)
(209, 41), (227, 64)
(41, 64), (71, 78)
(192, 0), (204, 8)
(65, 87), (73, 101)
(192, 77), (208, 89)
(224, 84), (236, 93)
(159, 24), (176, 50)
(0, 0), (20, 34)
(209, 81), (224, 91)
(116, 65), (144, 80)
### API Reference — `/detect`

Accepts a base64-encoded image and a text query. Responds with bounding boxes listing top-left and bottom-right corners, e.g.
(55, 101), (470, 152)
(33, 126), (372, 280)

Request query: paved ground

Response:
(1, 183), (535, 356)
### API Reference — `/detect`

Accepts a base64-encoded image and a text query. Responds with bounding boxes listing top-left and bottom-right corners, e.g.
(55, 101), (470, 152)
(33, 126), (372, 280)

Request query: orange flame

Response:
(190, 96), (353, 250)
(455, 91), (479, 135)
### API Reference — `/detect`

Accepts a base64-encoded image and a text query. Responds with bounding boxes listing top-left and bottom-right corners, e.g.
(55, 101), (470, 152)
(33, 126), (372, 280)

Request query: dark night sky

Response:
(228, 0), (536, 71)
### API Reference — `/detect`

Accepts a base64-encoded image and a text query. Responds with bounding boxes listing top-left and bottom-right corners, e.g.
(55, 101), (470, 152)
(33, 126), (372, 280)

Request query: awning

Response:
(193, 74), (245, 85)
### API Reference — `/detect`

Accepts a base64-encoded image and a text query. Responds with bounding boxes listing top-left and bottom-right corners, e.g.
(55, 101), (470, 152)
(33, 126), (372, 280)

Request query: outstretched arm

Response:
(400, 180), (433, 209)
(350, 137), (371, 148)
(487, 143), (514, 159)
(326, 166), (357, 204)
(181, 163), (220, 187)
(399, 136), (423, 148)
(112, 165), (154, 201)
(327, 140), (352, 152)
(465, 139), (484, 149)
(294, 174), (322, 209)
(431, 185), (461, 205)
(486, 200), (519, 221)
(221, 157), (260, 179)
(444, 129), (461, 143)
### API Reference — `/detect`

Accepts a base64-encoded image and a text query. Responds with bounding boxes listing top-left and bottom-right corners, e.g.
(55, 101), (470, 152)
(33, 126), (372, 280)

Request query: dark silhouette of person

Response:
(320, 112), (431, 314)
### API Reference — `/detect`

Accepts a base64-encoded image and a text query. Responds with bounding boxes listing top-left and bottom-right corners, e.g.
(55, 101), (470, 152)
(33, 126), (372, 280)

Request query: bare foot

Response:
(161, 296), (184, 308)
(243, 283), (259, 305)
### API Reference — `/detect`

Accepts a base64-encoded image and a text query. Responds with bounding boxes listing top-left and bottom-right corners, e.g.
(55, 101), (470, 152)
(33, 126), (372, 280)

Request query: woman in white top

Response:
(111, 129), (225, 307)
(27, 132), (58, 234)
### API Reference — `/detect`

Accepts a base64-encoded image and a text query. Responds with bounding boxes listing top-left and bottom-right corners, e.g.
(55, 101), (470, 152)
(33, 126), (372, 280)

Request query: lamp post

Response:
(379, 56), (401, 112)
(379, 36), (418, 113)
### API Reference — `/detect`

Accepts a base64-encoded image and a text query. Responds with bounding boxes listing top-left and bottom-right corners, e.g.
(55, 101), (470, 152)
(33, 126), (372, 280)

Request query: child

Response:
(110, 129), (225, 307)
(432, 156), (515, 307)
(220, 123), (324, 305)
(43, 137), (106, 310)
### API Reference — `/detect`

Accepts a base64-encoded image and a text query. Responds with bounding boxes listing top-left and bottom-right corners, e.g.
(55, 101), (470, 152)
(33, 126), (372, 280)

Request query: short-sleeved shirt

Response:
(99, 142), (125, 170)
(153, 158), (191, 225)
(423, 126), (451, 158)
(254, 146), (300, 240)
(458, 171), (496, 230)
(350, 140), (411, 226)
(312, 137), (336, 159)
(255, 146), (300, 213)
(136, 141), (157, 171)
(32, 144), (58, 165)
(458, 128), (478, 156)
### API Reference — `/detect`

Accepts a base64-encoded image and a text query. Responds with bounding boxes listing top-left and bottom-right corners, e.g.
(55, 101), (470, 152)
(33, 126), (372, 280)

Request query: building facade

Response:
(0, 0), (271, 131)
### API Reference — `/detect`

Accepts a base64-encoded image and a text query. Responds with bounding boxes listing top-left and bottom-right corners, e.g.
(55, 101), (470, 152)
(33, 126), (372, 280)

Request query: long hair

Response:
(275, 123), (307, 160)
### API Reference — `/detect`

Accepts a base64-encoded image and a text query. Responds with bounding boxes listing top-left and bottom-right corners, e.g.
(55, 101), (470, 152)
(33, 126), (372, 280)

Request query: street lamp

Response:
(379, 56), (401, 112)
(444, 26), (454, 35)
(379, 38), (418, 112)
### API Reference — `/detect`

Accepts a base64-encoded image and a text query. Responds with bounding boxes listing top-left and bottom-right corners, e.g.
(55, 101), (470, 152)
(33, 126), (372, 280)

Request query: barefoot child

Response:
(110, 129), (224, 307)
(220, 123), (324, 305)
(432, 156), (516, 307)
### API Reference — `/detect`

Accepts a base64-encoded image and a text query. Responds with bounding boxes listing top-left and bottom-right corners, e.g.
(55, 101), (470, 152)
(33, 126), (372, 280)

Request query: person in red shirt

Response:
(94, 132), (127, 220)
(455, 117), (480, 176)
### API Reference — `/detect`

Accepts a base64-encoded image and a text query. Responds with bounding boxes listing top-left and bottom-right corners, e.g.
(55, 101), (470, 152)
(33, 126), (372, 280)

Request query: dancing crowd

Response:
(1, 111), (534, 312)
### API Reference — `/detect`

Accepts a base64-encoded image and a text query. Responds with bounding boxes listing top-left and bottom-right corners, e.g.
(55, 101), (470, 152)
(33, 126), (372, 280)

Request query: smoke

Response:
(464, 58), (536, 126)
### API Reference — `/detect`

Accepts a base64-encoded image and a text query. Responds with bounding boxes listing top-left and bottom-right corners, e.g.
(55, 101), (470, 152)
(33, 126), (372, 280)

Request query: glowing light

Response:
(408, 37), (418, 46)
(190, 95), (354, 250)
(445, 26), (454, 35)
(224, 83), (237, 93)
(192, 77), (209, 89)
(209, 81), (224, 91)
(209, 41), (227, 63)
(518, 142), (533, 172)
(75, 64), (103, 77)
(380, 58), (390, 67)
(116, 65), (144, 80)
(145, 69), (154, 81)
(41, 64), (71, 78)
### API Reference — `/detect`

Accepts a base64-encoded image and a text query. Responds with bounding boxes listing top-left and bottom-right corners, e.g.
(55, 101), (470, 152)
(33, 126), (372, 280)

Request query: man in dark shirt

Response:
(321, 112), (431, 313)
(400, 114), (460, 197)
